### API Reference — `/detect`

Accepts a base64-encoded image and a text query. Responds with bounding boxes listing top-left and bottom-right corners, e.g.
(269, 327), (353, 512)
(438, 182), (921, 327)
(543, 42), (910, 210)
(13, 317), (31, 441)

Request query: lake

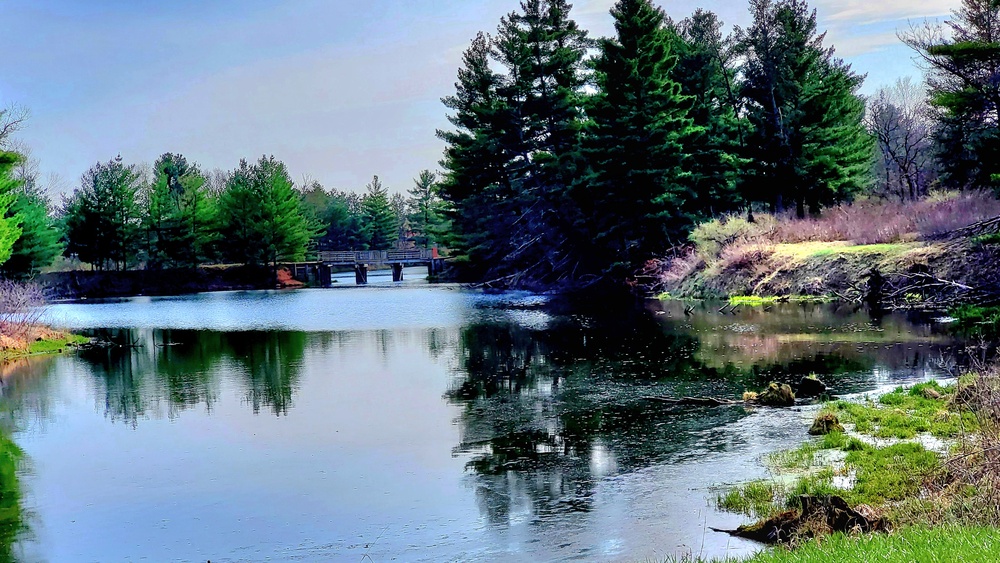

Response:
(0, 270), (961, 561)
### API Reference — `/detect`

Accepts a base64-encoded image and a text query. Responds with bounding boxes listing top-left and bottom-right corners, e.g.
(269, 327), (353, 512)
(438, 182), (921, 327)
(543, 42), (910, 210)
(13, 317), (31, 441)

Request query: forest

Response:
(0, 0), (997, 291)
(435, 0), (1000, 288)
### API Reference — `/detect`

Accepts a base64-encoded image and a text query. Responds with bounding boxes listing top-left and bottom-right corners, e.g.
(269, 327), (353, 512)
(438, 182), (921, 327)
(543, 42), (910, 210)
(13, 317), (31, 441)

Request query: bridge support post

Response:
(355, 264), (368, 285)
(427, 258), (444, 278)
(319, 264), (332, 287)
(392, 263), (404, 282)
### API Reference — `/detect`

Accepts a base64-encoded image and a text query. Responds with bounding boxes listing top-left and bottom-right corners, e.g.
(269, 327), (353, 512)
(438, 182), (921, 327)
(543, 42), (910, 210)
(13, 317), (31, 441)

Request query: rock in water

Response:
(797, 375), (827, 397)
(757, 382), (795, 406)
(809, 412), (844, 435)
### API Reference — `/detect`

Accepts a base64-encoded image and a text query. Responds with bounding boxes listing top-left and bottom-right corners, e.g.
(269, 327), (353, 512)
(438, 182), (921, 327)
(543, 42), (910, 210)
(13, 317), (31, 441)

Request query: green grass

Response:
(27, 333), (89, 355)
(843, 442), (939, 504)
(972, 232), (1000, 246)
(716, 480), (783, 519)
(744, 526), (1000, 562)
(832, 382), (977, 439)
(662, 526), (1000, 562)
(772, 241), (916, 260)
(726, 295), (833, 307)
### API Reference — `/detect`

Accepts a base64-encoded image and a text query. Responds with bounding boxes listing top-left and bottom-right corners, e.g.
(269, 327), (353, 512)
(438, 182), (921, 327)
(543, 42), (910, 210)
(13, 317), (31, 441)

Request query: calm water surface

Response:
(0, 271), (961, 562)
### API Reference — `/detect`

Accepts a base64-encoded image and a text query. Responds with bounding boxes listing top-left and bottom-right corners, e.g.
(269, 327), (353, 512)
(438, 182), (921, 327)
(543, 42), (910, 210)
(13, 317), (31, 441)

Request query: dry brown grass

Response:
(0, 281), (45, 352)
(656, 191), (1000, 298)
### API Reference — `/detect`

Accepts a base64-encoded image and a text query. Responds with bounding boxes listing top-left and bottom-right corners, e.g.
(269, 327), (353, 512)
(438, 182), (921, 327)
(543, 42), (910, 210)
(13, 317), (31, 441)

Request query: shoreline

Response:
(703, 364), (1000, 562)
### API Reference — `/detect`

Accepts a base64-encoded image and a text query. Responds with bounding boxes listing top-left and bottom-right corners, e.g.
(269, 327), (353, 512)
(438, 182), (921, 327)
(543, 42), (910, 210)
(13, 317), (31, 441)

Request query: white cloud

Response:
(813, 0), (954, 25)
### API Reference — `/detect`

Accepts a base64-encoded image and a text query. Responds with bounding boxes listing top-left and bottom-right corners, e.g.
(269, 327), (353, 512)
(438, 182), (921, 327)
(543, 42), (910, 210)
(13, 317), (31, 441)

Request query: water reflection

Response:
(448, 299), (962, 535)
(0, 291), (971, 561)
(72, 329), (308, 422)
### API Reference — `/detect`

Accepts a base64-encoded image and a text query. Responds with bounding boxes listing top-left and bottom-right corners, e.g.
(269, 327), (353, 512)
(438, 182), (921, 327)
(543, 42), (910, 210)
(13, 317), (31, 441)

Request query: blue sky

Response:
(0, 0), (957, 197)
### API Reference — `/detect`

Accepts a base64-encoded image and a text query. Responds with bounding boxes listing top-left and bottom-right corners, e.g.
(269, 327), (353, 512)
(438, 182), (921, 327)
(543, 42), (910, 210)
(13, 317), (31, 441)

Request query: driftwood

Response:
(712, 495), (889, 544)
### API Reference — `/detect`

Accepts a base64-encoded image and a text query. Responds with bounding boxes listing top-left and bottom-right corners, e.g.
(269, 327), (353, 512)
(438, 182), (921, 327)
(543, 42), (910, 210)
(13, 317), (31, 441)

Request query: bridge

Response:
(286, 249), (445, 285)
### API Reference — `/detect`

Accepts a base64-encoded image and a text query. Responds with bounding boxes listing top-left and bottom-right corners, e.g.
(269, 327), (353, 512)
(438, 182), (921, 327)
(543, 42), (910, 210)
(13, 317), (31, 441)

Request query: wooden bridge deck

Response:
(287, 249), (444, 285)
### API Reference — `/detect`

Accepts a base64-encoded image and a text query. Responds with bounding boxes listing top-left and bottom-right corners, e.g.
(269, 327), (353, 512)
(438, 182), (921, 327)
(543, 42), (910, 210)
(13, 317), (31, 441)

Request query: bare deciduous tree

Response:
(865, 78), (938, 201)
(0, 104), (29, 149)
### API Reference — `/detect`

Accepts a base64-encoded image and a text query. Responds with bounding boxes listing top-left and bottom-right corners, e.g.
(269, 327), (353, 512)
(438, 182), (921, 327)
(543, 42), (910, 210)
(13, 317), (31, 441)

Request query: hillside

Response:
(654, 192), (1000, 309)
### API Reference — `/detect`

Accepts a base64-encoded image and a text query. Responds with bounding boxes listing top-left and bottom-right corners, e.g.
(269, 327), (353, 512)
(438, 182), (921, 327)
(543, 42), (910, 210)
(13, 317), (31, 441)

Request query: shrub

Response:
(0, 281), (45, 348)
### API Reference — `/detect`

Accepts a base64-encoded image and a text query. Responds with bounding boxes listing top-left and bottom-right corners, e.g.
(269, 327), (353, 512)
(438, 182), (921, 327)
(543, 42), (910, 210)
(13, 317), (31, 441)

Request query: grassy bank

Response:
(669, 526), (1000, 562)
(0, 331), (89, 363)
(701, 367), (1000, 561)
(655, 192), (1000, 305)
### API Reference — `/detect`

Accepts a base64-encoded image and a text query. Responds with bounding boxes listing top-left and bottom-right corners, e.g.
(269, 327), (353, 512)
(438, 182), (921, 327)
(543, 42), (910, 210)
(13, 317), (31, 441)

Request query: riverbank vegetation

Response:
(705, 357), (1000, 561)
(656, 191), (1000, 304)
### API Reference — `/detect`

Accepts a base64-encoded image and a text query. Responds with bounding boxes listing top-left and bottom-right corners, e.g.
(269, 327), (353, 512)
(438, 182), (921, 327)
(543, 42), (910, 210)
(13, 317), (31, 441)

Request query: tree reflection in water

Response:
(76, 328), (309, 422)
(447, 299), (960, 528)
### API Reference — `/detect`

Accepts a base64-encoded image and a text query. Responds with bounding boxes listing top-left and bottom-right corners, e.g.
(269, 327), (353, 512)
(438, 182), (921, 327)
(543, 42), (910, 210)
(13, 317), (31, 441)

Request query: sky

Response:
(0, 0), (958, 197)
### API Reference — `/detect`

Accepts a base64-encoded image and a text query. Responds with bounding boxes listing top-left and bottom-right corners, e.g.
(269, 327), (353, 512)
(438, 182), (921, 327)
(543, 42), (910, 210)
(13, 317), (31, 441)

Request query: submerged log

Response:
(643, 396), (741, 406)
(643, 382), (798, 408)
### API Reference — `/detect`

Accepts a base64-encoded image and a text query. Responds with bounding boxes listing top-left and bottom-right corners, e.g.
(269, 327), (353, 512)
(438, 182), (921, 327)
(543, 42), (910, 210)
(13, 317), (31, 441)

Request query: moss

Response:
(772, 241), (917, 260)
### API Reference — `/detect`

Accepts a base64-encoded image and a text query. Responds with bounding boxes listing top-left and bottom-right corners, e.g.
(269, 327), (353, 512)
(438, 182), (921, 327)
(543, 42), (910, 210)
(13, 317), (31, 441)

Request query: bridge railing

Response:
(386, 249), (432, 261)
(318, 251), (359, 263)
(317, 249), (435, 264)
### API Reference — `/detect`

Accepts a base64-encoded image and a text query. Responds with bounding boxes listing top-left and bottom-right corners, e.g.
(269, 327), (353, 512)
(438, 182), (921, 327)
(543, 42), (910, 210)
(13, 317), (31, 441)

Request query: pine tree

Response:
(217, 156), (310, 266)
(904, 0), (1000, 191)
(437, 32), (508, 278)
(407, 170), (445, 250)
(0, 152), (23, 267)
(63, 156), (141, 270)
(579, 0), (696, 276)
(143, 153), (216, 268)
(674, 10), (746, 217)
(0, 150), (60, 278)
(3, 188), (61, 279)
(737, 0), (870, 217)
(438, 1), (589, 284)
(359, 175), (398, 250)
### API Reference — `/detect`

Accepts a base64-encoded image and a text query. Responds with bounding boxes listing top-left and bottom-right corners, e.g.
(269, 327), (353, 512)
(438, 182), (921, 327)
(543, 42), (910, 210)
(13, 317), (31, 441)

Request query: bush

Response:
(0, 281), (44, 348)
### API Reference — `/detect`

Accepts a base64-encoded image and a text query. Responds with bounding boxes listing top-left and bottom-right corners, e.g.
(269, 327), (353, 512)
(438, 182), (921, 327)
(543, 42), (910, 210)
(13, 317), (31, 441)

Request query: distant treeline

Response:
(435, 0), (1000, 287)
(1, 0), (997, 287)
(0, 146), (448, 275)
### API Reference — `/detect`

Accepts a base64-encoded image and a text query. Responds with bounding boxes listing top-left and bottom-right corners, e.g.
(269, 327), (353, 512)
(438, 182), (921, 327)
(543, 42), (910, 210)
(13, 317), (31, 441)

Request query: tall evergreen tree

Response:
(439, 1), (589, 284)
(3, 187), (61, 279)
(359, 175), (398, 250)
(63, 156), (142, 271)
(736, 0), (870, 217)
(674, 10), (746, 216)
(143, 153), (216, 268)
(217, 156), (310, 266)
(437, 32), (508, 278)
(904, 0), (1000, 191)
(0, 149), (60, 278)
(0, 152), (23, 267)
(407, 170), (446, 250)
(578, 0), (697, 276)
